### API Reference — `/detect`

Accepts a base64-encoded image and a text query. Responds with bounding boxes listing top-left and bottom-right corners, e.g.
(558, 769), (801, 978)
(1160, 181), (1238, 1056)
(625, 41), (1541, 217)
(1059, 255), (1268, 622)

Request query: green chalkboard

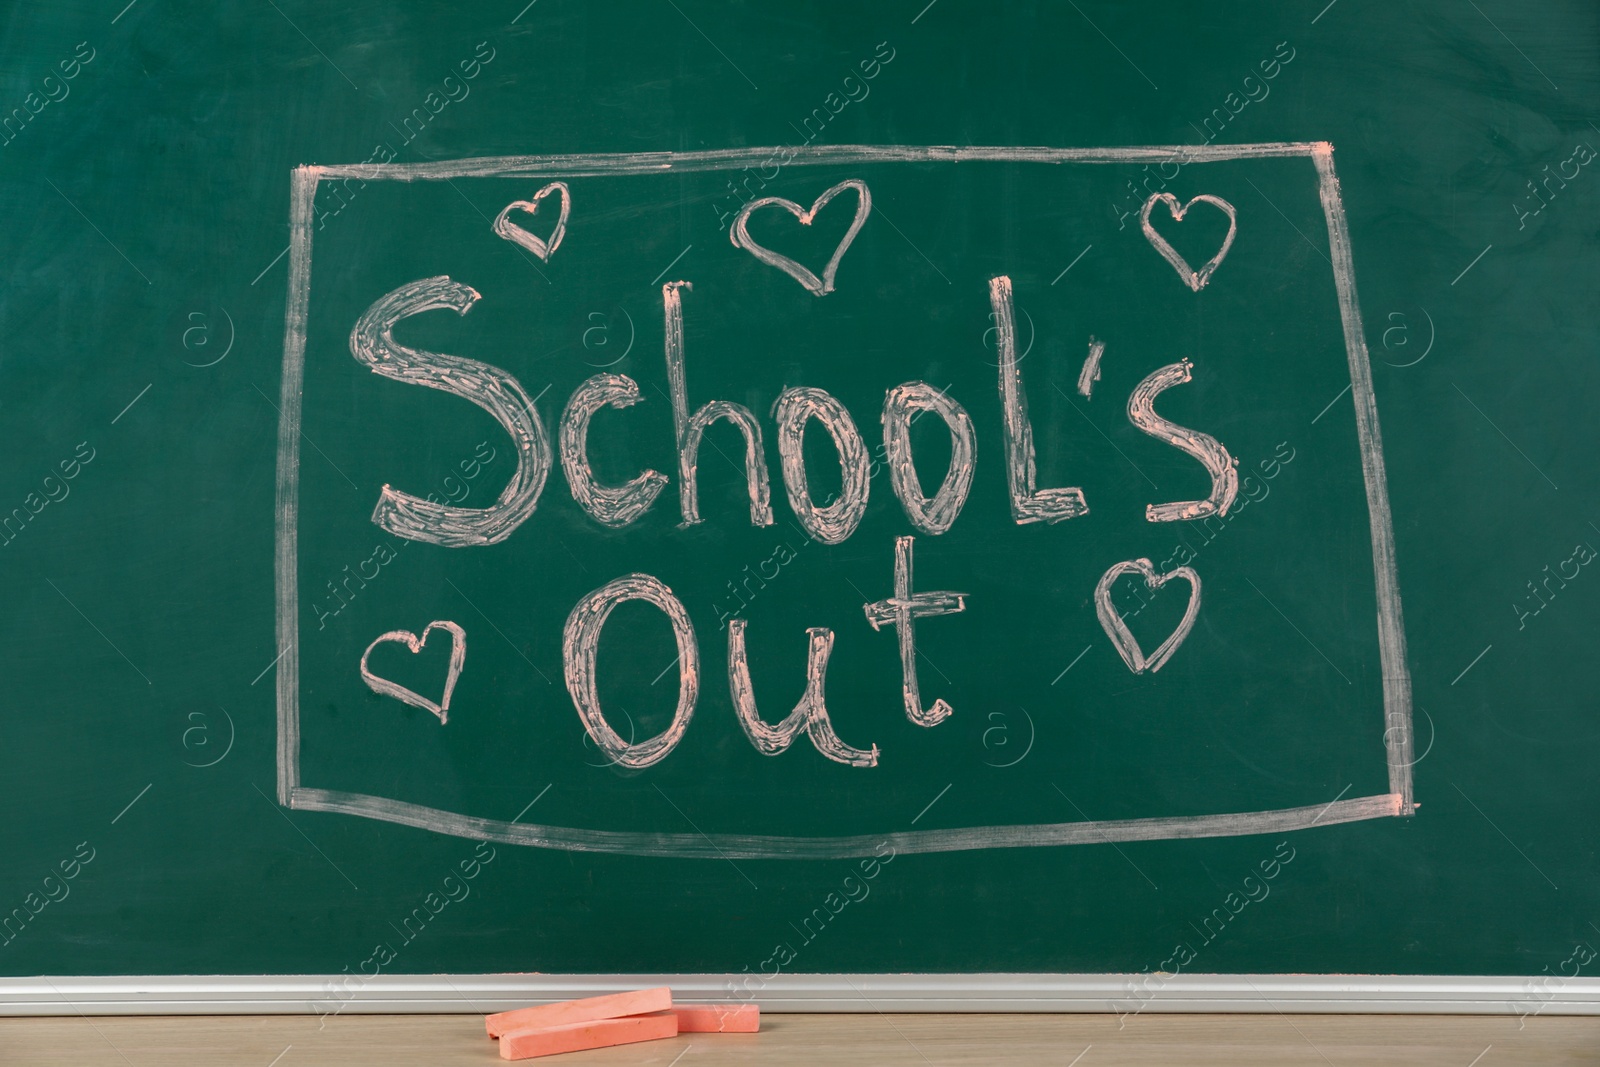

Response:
(2, 0), (1598, 986)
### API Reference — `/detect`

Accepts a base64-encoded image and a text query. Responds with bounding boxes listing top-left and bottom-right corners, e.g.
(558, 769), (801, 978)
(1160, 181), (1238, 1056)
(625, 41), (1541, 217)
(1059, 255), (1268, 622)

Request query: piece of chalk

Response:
(671, 1003), (760, 1033)
(499, 1010), (678, 1060)
(486, 986), (673, 1038)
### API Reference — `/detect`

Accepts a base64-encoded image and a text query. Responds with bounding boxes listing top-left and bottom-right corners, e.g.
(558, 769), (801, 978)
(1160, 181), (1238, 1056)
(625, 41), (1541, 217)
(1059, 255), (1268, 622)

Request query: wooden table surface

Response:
(1, 1013), (1596, 1066)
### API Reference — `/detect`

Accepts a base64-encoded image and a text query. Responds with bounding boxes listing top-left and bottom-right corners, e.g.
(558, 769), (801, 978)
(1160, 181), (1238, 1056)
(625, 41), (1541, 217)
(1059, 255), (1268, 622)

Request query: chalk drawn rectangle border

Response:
(274, 142), (1414, 859)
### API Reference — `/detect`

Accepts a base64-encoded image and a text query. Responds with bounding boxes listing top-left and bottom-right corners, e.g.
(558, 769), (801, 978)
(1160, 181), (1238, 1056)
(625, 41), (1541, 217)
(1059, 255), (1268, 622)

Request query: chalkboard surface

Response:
(2, 0), (1597, 983)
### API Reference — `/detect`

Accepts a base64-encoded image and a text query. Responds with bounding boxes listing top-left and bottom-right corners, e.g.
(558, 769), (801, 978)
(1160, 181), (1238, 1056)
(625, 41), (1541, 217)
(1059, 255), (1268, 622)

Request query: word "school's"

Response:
(350, 275), (1238, 546)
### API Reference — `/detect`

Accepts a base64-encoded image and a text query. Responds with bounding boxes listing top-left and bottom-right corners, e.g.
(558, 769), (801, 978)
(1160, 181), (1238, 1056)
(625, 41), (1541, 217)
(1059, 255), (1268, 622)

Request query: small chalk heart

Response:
(493, 181), (570, 262)
(360, 620), (467, 724)
(1094, 559), (1202, 674)
(730, 179), (871, 296)
(1140, 192), (1237, 292)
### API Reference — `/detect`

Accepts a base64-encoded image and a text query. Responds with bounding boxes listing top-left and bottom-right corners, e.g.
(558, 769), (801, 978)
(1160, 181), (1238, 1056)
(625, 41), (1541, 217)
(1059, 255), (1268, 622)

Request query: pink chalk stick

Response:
(499, 1010), (678, 1061)
(671, 1003), (761, 1033)
(486, 986), (673, 1038)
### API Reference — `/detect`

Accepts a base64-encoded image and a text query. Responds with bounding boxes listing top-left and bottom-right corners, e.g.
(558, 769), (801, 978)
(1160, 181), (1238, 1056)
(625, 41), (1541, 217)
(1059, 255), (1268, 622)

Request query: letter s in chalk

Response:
(350, 276), (551, 547)
(1127, 360), (1238, 522)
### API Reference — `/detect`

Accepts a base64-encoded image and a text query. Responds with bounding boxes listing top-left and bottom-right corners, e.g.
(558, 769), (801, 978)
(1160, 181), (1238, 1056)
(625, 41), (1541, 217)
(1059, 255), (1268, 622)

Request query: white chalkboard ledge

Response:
(0, 974), (1596, 1016)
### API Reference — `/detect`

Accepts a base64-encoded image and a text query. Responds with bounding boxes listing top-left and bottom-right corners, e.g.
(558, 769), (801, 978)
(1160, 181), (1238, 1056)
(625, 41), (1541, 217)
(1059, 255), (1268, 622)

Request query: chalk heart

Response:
(360, 620), (467, 725)
(1094, 559), (1202, 675)
(730, 178), (872, 296)
(1140, 192), (1238, 292)
(492, 181), (570, 262)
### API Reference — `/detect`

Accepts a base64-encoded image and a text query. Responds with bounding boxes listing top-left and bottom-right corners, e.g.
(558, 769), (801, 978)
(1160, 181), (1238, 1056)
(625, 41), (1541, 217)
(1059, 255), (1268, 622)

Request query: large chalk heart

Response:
(360, 620), (467, 724)
(730, 179), (871, 296)
(492, 181), (570, 261)
(1140, 192), (1237, 292)
(1094, 559), (1201, 674)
